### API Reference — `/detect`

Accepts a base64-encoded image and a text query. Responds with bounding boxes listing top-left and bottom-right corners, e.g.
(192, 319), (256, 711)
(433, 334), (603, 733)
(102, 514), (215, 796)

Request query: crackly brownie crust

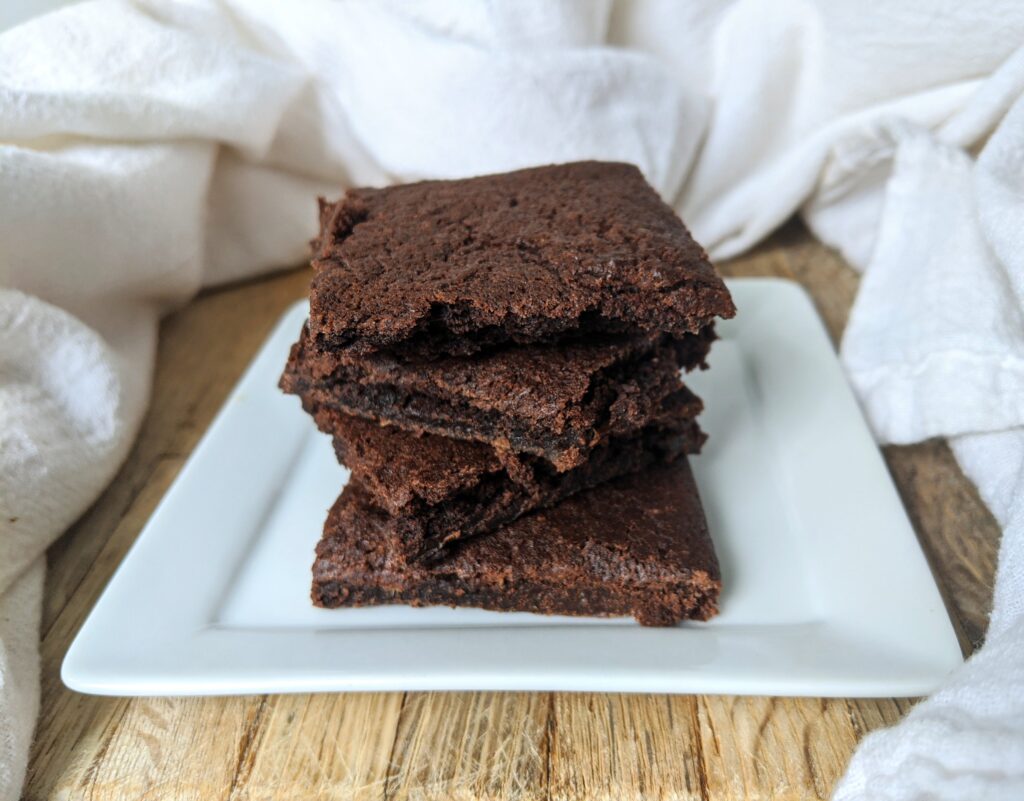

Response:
(309, 398), (704, 563)
(309, 161), (735, 359)
(281, 324), (712, 471)
(313, 460), (721, 626)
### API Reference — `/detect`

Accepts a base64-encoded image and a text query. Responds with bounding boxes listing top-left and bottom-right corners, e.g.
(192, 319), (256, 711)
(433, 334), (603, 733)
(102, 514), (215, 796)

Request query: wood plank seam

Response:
(75, 700), (130, 797)
(226, 694), (270, 799)
(544, 693), (555, 801)
(688, 698), (711, 801)
(383, 692), (407, 801)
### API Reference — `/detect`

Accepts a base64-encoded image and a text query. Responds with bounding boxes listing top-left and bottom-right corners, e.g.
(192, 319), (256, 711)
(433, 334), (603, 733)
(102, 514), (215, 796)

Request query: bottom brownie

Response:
(313, 460), (721, 626)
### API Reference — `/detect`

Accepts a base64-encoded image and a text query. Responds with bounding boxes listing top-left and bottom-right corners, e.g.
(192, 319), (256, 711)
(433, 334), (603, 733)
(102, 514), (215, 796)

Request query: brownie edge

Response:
(282, 324), (709, 472)
(319, 400), (704, 563)
(309, 161), (735, 359)
(313, 460), (721, 626)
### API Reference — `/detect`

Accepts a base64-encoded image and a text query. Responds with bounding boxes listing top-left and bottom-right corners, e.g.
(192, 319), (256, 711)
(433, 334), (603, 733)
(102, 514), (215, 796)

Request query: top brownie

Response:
(310, 161), (735, 359)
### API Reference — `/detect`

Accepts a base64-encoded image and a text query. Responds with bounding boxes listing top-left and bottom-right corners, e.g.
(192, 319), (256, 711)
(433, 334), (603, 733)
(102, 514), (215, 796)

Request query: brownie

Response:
(313, 460), (721, 626)
(309, 162), (735, 360)
(310, 396), (704, 563)
(281, 325), (712, 471)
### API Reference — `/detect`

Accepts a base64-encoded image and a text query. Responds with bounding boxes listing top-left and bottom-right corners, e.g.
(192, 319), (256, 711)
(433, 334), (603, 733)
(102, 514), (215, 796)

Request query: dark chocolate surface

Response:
(318, 396), (704, 514)
(313, 460), (721, 626)
(312, 400), (704, 562)
(309, 161), (735, 359)
(282, 325), (711, 471)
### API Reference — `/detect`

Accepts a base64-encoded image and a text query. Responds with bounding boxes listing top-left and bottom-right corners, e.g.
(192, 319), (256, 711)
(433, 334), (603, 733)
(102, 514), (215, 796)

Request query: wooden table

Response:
(26, 222), (999, 801)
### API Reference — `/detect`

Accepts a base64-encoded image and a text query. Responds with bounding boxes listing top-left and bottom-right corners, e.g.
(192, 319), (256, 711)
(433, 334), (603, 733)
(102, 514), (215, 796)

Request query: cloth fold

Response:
(2, 2), (1023, 799)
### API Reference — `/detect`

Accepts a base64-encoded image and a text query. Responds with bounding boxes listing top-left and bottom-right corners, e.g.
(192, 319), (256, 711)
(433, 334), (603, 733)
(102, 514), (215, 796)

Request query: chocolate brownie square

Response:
(308, 162), (735, 360)
(281, 325), (711, 471)
(309, 396), (704, 563)
(312, 460), (721, 626)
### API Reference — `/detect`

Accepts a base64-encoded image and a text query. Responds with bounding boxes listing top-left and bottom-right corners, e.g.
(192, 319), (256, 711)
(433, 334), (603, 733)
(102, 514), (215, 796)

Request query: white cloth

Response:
(1, 2), (1022, 799)
(824, 52), (1024, 799)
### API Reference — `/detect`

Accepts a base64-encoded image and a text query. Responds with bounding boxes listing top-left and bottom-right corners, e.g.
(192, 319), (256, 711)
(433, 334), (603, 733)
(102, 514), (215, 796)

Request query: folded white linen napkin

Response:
(1, 2), (1022, 799)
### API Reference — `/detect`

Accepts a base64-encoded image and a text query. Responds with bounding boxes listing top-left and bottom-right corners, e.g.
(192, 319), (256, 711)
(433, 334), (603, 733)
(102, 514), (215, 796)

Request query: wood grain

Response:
(386, 693), (548, 801)
(696, 697), (858, 800)
(548, 695), (706, 801)
(25, 222), (1001, 801)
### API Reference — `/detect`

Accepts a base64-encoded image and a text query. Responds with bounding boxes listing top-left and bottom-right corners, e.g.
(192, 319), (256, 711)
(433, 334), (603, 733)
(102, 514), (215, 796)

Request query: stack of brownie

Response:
(281, 162), (735, 626)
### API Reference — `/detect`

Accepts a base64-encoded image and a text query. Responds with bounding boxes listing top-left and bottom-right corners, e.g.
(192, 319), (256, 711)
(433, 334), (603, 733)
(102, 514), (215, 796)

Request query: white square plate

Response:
(63, 278), (962, 697)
